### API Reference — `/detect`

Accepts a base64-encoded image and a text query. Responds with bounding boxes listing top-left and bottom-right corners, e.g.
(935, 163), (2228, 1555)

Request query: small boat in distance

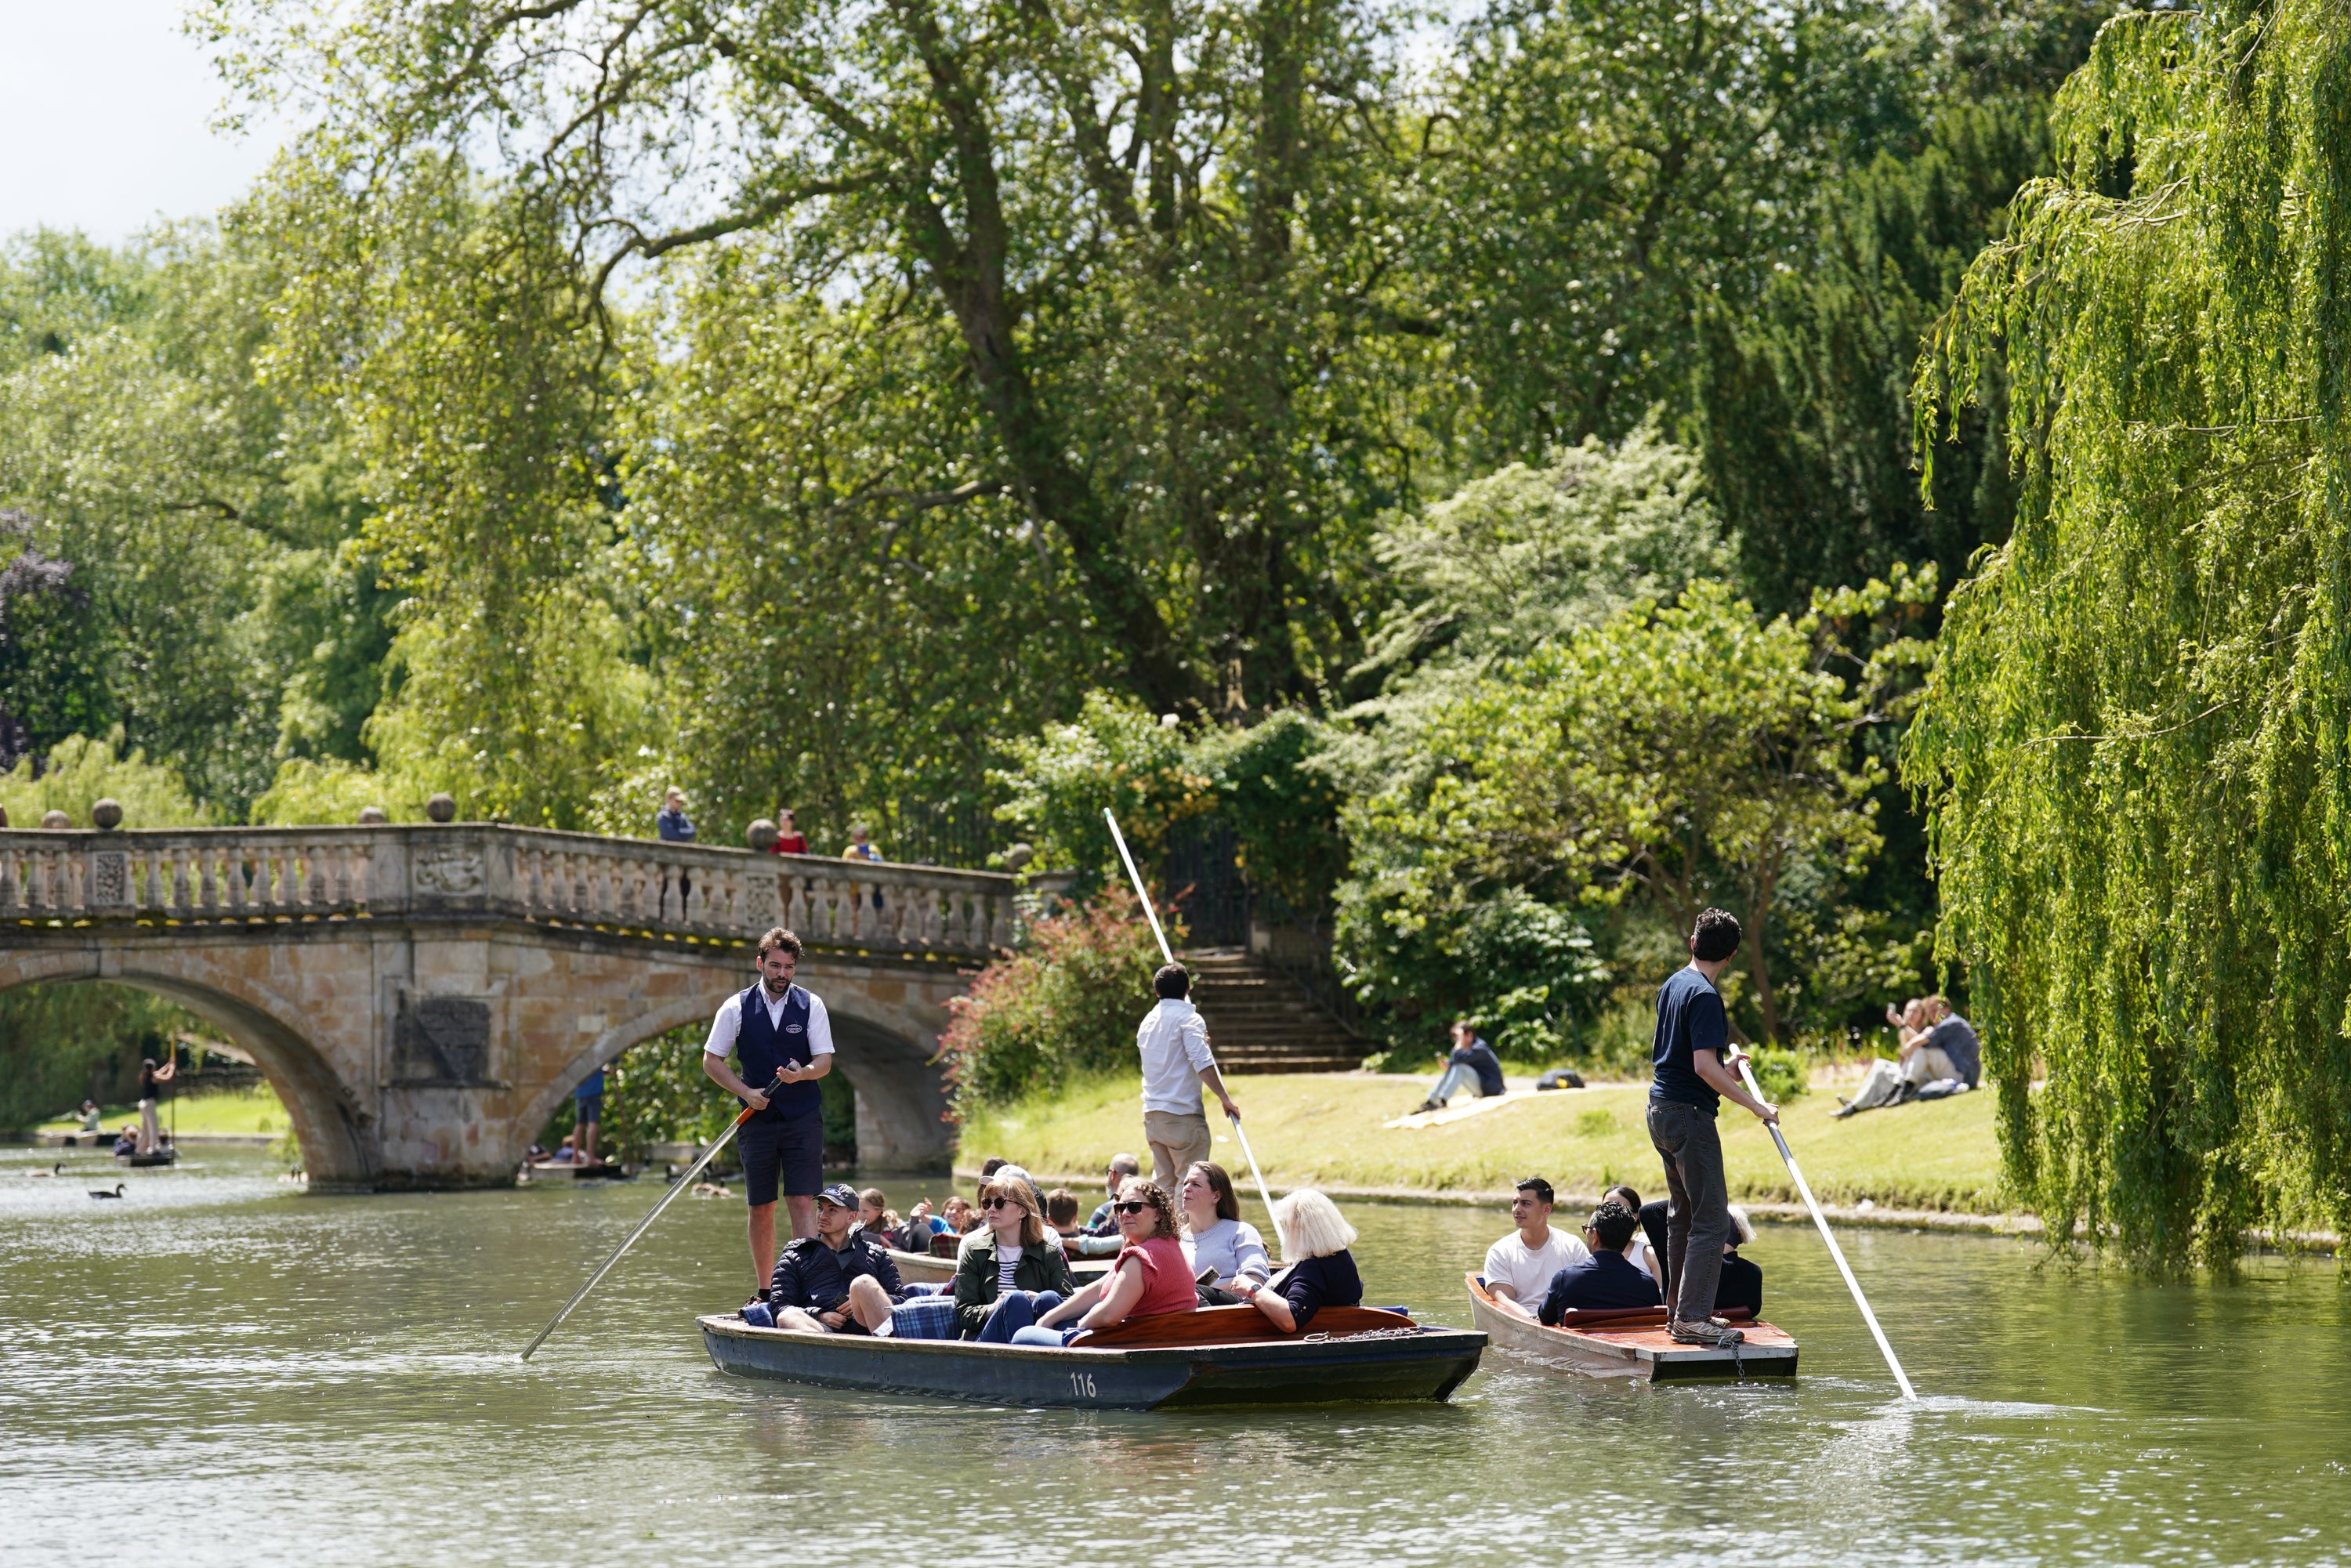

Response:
(1464, 1274), (1798, 1382)
(700, 1302), (1486, 1410)
(117, 1147), (177, 1168)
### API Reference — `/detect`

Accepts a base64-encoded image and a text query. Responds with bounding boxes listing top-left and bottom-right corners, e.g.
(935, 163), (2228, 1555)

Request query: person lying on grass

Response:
(1012, 1179), (1197, 1346)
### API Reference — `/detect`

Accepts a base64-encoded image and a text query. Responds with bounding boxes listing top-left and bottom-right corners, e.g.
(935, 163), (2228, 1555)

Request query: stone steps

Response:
(1182, 948), (1367, 1074)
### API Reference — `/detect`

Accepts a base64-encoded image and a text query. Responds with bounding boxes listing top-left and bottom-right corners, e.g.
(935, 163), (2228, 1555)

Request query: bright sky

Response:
(0, 0), (282, 244)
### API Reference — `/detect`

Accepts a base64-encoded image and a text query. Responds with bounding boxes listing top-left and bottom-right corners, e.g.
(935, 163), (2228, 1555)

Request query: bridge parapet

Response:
(0, 824), (1022, 959)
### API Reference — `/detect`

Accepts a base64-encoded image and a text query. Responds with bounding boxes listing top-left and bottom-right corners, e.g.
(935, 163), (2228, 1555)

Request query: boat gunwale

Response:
(697, 1313), (1487, 1369)
(1462, 1273), (1798, 1371)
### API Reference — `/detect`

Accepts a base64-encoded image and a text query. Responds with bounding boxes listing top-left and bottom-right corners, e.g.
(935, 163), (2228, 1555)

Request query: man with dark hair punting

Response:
(701, 927), (835, 1303)
(1646, 907), (1778, 1347)
(1134, 961), (1241, 1191)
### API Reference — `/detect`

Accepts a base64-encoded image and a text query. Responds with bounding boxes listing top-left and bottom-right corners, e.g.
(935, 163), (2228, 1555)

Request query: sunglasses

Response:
(1112, 1200), (1150, 1215)
(981, 1196), (1016, 1210)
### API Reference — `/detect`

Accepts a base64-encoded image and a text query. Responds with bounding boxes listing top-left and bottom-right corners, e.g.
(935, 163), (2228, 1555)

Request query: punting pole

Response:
(519, 1077), (781, 1362)
(1103, 807), (1283, 1248)
(1733, 1052), (1918, 1400)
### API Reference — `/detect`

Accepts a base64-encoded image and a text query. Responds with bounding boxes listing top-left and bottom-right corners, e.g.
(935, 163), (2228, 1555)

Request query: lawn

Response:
(36, 1084), (292, 1139)
(962, 1070), (2007, 1215)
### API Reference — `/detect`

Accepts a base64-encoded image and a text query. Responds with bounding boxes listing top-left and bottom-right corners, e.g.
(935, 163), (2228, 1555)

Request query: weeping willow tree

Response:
(1907, 0), (2351, 1269)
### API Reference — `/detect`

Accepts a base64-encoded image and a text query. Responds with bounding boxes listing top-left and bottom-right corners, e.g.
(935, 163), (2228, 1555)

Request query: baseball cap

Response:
(817, 1182), (859, 1209)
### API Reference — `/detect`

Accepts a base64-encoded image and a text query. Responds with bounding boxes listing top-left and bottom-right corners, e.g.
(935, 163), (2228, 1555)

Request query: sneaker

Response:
(1831, 1103), (1858, 1119)
(1668, 1317), (1746, 1347)
(1414, 1099), (1442, 1115)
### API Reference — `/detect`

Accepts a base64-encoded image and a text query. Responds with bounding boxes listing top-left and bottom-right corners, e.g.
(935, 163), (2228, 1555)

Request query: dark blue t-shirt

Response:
(1929, 1016), (1981, 1088)
(1538, 1251), (1663, 1322)
(1650, 965), (1730, 1114)
(1451, 1038), (1506, 1097)
(574, 1067), (605, 1101)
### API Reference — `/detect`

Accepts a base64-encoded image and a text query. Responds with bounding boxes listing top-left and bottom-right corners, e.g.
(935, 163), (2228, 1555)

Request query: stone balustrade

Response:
(0, 824), (1023, 959)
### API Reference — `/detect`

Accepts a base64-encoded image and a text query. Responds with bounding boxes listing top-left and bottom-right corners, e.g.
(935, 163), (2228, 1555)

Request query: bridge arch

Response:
(0, 947), (375, 1190)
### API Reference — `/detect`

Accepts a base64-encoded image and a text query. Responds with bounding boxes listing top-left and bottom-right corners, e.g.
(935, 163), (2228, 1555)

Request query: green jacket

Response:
(953, 1234), (1079, 1338)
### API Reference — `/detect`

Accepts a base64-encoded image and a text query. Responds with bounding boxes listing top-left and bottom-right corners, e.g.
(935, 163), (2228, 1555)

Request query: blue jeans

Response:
(975, 1289), (1063, 1344)
(1429, 1063), (1479, 1105)
(1009, 1324), (1085, 1347)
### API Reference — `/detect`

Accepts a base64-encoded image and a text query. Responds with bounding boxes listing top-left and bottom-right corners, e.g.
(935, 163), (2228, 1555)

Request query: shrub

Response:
(938, 889), (1168, 1116)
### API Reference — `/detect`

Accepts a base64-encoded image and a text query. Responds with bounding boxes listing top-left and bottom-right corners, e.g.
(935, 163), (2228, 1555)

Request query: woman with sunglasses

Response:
(954, 1178), (1080, 1342)
(1012, 1179), (1197, 1345)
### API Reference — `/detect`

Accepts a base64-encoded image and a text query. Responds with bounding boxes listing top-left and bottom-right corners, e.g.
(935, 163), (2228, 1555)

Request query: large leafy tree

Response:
(208, 0), (1433, 715)
(1907, 0), (2351, 1267)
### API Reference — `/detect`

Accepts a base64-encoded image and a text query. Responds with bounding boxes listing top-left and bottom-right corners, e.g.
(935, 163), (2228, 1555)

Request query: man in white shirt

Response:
(701, 929), (835, 1298)
(1481, 1175), (1592, 1321)
(1136, 963), (1242, 1191)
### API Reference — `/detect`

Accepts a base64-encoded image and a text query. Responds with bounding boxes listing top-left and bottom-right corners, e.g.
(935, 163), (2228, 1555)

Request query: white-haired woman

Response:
(1244, 1190), (1364, 1333)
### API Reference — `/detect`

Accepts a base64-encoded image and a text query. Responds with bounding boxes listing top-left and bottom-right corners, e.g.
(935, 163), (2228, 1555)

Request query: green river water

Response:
(4, 1145), (2348, 1566)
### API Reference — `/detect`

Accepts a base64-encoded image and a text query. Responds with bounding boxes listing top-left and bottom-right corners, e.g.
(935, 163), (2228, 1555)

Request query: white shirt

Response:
(1483, 1226), (1592, 1307)
(702, 983), (835, 1060)
(1138, 998), (1216, 1115)
(1625, 1230), (1663, 1285)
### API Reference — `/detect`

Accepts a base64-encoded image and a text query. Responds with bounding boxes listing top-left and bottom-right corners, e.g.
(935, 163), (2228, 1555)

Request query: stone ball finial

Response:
(356, 806), (388, 825)
(747, 817), (779, 853)
(1003, 842), (1034, 871)
(41, 809), (71, 830)
(426, 793), (457, 824)
(91, 798), (124, 831)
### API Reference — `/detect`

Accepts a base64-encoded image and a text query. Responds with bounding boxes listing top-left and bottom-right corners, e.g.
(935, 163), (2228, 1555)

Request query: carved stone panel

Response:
(390, 994), (499, 1086)
(411, 842), (486, 898)
(89, 850), (129, 909)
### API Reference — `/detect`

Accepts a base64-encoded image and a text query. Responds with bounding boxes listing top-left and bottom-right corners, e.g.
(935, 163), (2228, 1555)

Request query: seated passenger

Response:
(1085, 1153), (1143, 1233)
(1715, 1205), (1763, 1319)
(1481, 1175), (1590, 1322)
(1604, 1182), (1665, 1288)
(1046, 1188), (1082, 1235)
(1178, 1161), (1271, 1302)
(940, 1196), (981, 1234)
(1014, 1179), (1197, 1345)
(855, 1187), (900, 1244)
(1244, 1190), (1364, 1332)
(112, 1125), (137, 1157)
(768, 1182), (907, 1334)
(1538, 1203), (1664, 1324)
(955, 1178), (1078, 1342)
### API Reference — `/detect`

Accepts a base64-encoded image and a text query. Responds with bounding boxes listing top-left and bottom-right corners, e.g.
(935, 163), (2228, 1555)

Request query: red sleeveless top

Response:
(1114, 1237), (1199, 1320)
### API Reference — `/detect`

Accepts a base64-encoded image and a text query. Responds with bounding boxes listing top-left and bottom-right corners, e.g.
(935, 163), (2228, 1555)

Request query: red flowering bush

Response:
(938, 889), (1170, 1117)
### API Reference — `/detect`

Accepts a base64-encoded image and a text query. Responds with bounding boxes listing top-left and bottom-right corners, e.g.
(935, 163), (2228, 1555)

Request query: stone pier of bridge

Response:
(0, 824), (1028, 1190)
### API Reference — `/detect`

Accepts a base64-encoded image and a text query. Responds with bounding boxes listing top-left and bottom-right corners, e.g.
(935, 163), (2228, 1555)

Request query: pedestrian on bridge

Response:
(701, 928), (835, 1302)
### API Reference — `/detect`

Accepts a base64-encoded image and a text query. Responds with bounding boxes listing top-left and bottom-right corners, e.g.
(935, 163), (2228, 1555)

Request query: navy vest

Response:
(736, 984), (819, 1121)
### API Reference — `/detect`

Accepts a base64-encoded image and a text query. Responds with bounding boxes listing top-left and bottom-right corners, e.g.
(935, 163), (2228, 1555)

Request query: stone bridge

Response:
(0, 824), (1031, 1190)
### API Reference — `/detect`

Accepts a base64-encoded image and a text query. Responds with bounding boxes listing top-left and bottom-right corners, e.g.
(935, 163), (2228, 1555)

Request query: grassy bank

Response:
(963, 1070), (2007, 1215)
(34, 1084), (292, 1139)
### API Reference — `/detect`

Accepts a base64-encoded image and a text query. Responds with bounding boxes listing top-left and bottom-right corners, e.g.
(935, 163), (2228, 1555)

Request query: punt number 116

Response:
(1067, 1371), (1096, 1398)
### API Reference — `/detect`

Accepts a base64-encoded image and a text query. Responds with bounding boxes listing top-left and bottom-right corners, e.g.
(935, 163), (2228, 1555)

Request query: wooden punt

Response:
(523, 1159), (626, 1179)
(699, 1302), (1486, 1410)
(884, 1244), (1117, 1287)
(1464, 1273), (1798, 1382)
(115, 1148), (177, 1168)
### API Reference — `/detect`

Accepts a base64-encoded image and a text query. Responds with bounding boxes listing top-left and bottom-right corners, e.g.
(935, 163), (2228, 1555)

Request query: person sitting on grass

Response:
(1085, 1153), (1143, 1233)
(955, 1178), (1080, 1342)
(1178, 1161), (1272, 1302)
(1013, 1179), (1197, 1345)
(1481, 1176), (1590, 1322)
(1415, 1019), (1505, 1114)
(1244, 1190), (1364, 1332)
(1837, 995), (1983, 1117)
(769, 1182), (906, 1334)
(1538, 1202), (1664, 1324)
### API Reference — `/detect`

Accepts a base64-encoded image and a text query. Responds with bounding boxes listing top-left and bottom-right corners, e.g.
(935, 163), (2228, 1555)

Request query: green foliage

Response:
(1190, 711), (1349, 924)
(1342, 574), (1936, 1048)
(991, 693), (1214, 894)
(0, 983), (201, 1129)
(938, 889), (1168, 1114)
(1747, 1046), (1810, 1103)
(248, 757), (431, 826)
(1907, 0), (2351, 1267)
(0, 729), (206, 828)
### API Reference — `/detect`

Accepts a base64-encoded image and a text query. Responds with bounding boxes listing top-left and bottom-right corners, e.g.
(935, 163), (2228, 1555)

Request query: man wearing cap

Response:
(767, 1183), (905, 1334)
(702, 927), (835, 1298)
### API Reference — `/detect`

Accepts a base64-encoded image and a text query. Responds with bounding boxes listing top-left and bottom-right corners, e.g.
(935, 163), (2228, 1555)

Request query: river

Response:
(4, 1146), (2347, 1566)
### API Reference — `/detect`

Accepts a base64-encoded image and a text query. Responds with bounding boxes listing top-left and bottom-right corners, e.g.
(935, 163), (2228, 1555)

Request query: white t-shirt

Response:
(1625, 1231), (1663, 1285)
(701, 983), (835, 1060)
(1137, 998), (1216, 1115)
(1483, 1226), (1592, 1308)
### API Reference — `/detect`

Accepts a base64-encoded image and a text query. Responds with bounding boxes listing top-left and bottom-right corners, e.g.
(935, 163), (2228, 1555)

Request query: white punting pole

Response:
(1733, 1053), (1918, 1400)
(1103, 808), (1283, 1249)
